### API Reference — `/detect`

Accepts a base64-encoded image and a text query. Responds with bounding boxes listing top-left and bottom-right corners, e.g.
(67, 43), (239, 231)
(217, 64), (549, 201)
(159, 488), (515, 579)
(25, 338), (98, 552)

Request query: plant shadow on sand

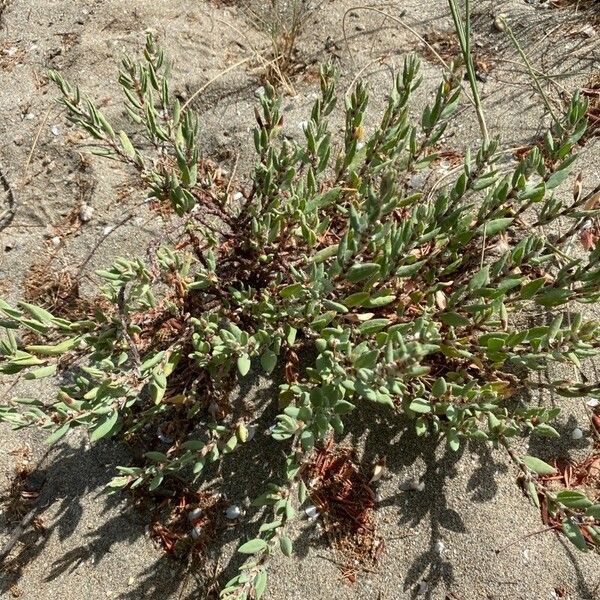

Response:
(1, 373), (597, 599)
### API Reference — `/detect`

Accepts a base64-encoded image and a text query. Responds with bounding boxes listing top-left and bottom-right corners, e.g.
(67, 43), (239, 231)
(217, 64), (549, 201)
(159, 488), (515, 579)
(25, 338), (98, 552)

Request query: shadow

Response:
(0, 374), (292, 600)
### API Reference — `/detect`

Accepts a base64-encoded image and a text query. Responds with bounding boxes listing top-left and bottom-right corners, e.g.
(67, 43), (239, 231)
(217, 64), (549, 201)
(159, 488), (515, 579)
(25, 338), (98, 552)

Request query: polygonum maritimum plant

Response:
(1, 31), (600, 598)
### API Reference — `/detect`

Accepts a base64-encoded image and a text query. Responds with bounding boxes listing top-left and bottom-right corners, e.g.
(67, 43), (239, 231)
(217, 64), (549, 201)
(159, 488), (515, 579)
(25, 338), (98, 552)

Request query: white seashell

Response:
(188, 507), (203, 522)
(305, 505), (319, 519)
(225, 505), (242, 520)
(79, 204), (94, 222)
(571, 427), (584, 440)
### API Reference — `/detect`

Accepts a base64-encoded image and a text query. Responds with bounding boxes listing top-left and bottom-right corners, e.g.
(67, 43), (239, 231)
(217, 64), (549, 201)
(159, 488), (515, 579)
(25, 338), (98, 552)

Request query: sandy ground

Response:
(0, 0), (599, 598)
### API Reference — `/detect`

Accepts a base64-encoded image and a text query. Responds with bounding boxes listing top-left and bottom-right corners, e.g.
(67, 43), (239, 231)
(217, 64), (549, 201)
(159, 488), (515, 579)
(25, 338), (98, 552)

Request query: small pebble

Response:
(433, 541), (445, 555)
(233, 191), (244, 201)
(25, 113), (35, 120)
(102, 225), (114, 236)
(493, 15), (506, 32)
(417, 581), (428, 595)
(571, 427), (584, 440)
(50, 236), (61, 248)
(190, 525), (202, 540)
(401, 478), (425, 492)
(188, 507), (203, 522)
(51, 125), (61, 136)
(374, 492), (383, 503)
(305, 505), (319, 519)
(4, 47), (18, 57)
(127, 577), (135, 586)
(225, 505), (242, 520)
(586, 399), (599, 408)
(4, 238), (16, 251)
(79, 203), (94, 222)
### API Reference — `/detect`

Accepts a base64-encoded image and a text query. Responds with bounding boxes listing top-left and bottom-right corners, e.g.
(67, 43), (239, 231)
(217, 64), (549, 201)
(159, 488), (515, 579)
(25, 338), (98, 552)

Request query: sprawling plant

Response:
(1, 33), (600, 597)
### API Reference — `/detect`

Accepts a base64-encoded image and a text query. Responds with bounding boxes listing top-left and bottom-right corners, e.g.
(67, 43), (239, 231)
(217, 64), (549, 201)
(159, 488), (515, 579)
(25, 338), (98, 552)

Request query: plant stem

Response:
(447, 0), (490, 146)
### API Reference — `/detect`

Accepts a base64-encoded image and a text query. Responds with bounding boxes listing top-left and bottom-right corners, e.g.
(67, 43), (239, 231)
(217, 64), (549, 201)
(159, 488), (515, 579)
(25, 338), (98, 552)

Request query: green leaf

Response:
(409, 398), (431, 413)
(254, 570), (268, 600)
(521, 455), (557, 475)
(346, 262), (380, 283)
(237, 354), (251, 377)
(357, 318), (390, 334)
(477, 218), (513, 237)
(431, 377), (447, 398)
(238, 538), (268, 554)
(468, 266), (490, 291)
(533, 423), (560, 438)
(279, 535), (293, 557)
(344, 292), (370, 307)
(26, 338), (78, 356)
(90, 410), (118, 442)
(562, 519), (588, 552)
(280, 283), (303, 298)
(119, 130), (136, 158)
(439, 312), (470, 327)
(46, 422), (70, 445)
(311, 244), (339, 264)
(447, 429), (460, 452)
(556, 490), (593, 509)
(396, 260), (426, 278)
(260, 349), (278, 374)
(148, 473), (164, 491)
(586, 505), (600, 519)
(24, 364), (58, 380)
(520, 277), (546, 300)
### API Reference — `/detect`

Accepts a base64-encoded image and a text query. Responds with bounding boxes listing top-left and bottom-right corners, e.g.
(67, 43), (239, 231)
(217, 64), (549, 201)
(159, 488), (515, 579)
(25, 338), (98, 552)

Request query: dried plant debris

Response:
(520, 405), (600, 551)
(141, 488), (227, 557)
(303, 441), (383, 581)
(22, 263), (105, 320)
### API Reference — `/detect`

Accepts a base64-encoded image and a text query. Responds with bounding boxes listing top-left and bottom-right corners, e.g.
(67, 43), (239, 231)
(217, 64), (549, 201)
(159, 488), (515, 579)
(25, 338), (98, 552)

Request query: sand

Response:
(1, 0), (599, 598)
